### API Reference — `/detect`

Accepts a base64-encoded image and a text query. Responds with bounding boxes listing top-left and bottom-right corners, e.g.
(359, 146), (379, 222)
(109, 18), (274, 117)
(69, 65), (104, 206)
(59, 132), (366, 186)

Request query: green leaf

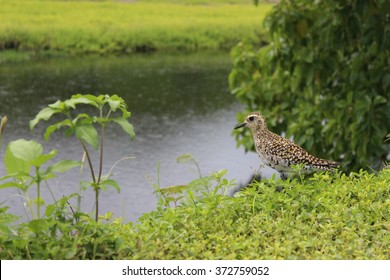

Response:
(28, 219), (49, 233)
(157, 185), (190, 195)
(48, 100), (65, 110)
(107, 98), (121, 112)
(9, 139), (43, 163)
(373, 95), (387, 105)
(68, 94), (99, 108)
(4, 144), (30, 175)
(30, 107), (60, 130)
(31, 150), (57, 167)
(47, 160), (81, 173)
(111, 117), (135, 139)
(44, 119), (72, 141)
(75, 124), (99, 149)
(99, 179), (121, 193)
(45, 204), (56, 217)
(177, 154), (194, 164)
(0, 181), (24, 189)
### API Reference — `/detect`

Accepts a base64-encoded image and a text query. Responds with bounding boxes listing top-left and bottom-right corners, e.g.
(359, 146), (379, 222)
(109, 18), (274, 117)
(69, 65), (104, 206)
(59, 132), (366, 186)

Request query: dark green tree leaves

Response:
(231, 0), (390, 171)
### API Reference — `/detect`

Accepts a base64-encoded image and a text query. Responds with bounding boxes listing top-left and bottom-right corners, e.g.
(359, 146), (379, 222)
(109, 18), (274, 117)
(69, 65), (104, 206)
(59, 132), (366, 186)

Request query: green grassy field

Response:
(0, 0), (272, 58)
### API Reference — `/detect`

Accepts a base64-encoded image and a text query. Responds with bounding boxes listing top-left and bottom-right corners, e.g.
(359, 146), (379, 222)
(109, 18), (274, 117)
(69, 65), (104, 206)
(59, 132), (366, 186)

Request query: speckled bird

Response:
(234, 112), (339, 179)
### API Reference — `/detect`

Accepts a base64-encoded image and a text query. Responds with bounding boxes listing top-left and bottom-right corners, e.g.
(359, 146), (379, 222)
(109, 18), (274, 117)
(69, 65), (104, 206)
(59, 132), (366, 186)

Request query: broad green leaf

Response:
(120, 109), (131, 119)
(48, 100), (65, 110)
(107, 98), (121, 112)
(44, 119), (72, 141)
(45, 204), (56, 217)
(30, 150), (57, 167)
(9, 140), (42, 163)
(47, 160), (81, 173)
(71, 94), (100, 108)
(4, 144), (30, 175)
(74, 113), (91, 122)
(111, 117), (135, 139)
(65, 126), (75, 138)
(28, 219), (49, 233)
(75, 124), (99, 149)
(99, 179), (120, 193)
(29, 107), (60, 130)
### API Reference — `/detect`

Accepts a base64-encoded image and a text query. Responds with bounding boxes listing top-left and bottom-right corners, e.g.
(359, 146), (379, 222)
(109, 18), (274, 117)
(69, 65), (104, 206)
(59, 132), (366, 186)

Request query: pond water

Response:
(0, 52), (273, 222)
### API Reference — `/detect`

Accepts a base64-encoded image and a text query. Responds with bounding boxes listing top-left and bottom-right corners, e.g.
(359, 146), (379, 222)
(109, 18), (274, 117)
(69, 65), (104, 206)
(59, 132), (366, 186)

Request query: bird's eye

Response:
(248, 116), (254, 121)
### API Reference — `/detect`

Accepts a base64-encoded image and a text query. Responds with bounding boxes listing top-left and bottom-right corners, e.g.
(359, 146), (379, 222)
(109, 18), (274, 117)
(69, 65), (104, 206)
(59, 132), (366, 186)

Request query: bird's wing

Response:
(265, 133), (338, 169)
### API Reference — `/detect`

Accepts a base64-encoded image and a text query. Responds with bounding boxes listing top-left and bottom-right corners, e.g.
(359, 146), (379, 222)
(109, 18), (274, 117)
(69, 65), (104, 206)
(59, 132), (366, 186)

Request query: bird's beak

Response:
(234, 122), (247, 129)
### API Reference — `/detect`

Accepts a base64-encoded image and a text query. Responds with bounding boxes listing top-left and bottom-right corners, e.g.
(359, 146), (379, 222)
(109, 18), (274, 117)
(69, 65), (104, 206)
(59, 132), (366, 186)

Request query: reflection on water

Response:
(0, 52), (272, 222)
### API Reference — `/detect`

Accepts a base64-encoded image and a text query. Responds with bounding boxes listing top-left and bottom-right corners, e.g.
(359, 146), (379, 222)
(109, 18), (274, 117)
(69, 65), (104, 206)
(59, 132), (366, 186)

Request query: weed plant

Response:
(29, 94), (135, 221)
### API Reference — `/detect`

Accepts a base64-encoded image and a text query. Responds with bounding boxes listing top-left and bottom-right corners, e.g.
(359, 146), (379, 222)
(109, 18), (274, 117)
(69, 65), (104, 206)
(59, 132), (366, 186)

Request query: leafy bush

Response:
(230, 0), (390, 172)
(1, 169), (389, 259)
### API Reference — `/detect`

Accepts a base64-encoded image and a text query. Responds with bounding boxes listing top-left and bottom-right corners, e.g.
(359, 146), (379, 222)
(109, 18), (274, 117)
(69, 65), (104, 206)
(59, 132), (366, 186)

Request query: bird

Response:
(234, 112), (339, 179)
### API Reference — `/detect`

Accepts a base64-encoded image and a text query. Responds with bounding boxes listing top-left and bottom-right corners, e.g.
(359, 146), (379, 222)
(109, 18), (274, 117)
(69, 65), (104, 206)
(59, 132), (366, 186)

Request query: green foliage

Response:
(129, 169), (390, 259)
(0, 139), (80, 220)
(229, 0), (390, 172)
(30, 94), (135, 221)
(0, 0), (272, 59)
(153, 155), (234, 208)
(1, 168), (389, 259)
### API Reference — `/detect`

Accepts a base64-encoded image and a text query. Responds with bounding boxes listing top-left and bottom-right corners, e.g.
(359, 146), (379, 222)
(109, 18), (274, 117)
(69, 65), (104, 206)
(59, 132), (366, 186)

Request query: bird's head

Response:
(234, 112), (267, 131)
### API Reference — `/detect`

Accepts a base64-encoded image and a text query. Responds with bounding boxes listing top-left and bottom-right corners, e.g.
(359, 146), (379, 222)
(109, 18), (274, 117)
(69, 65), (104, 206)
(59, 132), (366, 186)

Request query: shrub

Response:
(230, 0), (390, 172)
(1, 169), (389, 259)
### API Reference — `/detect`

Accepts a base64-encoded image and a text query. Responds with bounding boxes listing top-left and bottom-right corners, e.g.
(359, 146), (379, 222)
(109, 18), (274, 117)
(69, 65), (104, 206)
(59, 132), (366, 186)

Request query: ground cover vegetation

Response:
(230, 0), (390, 172)
(0, 0), (272, 61)
(0, 161), (389, 259)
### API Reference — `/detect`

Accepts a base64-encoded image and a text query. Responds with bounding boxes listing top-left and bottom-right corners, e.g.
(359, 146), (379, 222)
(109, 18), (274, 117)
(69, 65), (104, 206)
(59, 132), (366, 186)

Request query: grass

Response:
(0, 0), (272, 59)
(1, 168), (389, 259)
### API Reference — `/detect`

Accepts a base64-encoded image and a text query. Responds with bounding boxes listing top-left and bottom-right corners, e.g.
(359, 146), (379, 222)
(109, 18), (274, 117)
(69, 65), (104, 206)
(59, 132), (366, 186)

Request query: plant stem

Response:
(77, 152), (86, 212)
(79, 140), (96, 184)
(80, 139), (99, 222)
(36, 167), (41, 219)
(97, 124), (105, 184)
(94, 124), (106, 222)
(95, 185), (99, 222)
(192, 158), (202, 178)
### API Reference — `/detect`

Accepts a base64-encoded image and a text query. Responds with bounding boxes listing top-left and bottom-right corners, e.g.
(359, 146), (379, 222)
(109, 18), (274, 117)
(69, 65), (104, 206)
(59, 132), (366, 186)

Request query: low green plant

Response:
(0, 139), (80, 220)
(177, 153), (202, 178)
(152, 154), (235, 208)
(30, 94), (135, 221)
